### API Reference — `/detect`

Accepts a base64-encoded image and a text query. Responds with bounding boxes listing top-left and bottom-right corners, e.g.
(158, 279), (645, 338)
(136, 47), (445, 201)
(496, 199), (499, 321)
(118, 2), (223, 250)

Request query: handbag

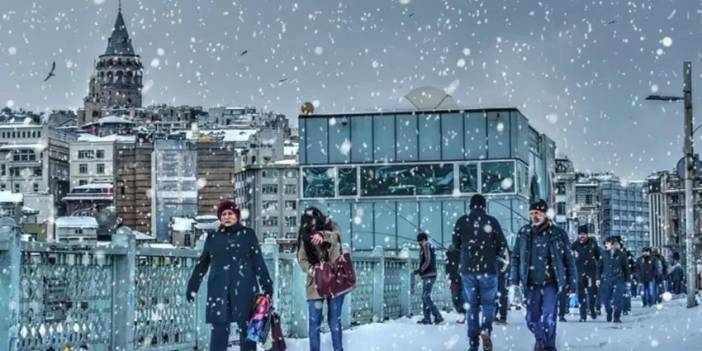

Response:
(315, 252), (356, 298)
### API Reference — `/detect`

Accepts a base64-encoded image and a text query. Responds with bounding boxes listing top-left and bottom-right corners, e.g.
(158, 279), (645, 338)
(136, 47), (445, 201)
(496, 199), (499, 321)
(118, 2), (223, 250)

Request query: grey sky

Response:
(0, 0), (701, 179)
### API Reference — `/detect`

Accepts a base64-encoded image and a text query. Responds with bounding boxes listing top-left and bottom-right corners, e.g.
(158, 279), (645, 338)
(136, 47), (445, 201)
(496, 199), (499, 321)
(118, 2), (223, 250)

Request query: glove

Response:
(186, 291), (196, 303)
(413, 269), (420, 275)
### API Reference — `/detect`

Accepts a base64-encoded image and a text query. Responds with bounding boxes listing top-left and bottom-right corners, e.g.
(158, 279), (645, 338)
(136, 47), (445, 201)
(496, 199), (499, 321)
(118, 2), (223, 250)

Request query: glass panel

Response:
(443, 201), (465, 249)
(481, 161), (515, 193)
(373, 115), (395, 162)
(299, 118), (307, 164)
(487, 199), (513, 240)
(464, 112), (487, 159)
(352, 203), (374, 250)
(338, 167), (357, 196)
(396, 115), (417, 161)
(420, 201), (442, 248)
(487, 111), (510, 158)
(302, 167), (335, 198)
(397, 201), (419, 249)
(326, 202), (352, 244)
(360, 164), (454, 197)
(374, 201), (397, 250)
(305, 118), (328, 164)
(351, 116), (373, 162)
(459, 164), (479, 193)
(441, 112), (463, 160)
(418, 114), (440, 161)
(329, 117), (350, 164)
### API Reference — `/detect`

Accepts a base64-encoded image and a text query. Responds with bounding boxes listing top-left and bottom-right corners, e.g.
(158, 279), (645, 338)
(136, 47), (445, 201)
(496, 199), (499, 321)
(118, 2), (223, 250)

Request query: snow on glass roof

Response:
(55, 216), (98, 228)
(0, 191), (23, 203)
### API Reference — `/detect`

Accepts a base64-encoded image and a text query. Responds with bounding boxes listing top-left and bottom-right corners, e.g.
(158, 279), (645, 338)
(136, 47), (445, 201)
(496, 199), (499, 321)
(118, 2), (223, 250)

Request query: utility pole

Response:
(683, 61), (698, 308)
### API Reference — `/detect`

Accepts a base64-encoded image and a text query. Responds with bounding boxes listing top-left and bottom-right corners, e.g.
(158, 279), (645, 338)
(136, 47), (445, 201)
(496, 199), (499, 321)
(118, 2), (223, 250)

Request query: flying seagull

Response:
(44, 61), (56, 82)
(278, 78), (288, 83)
(240, 50), (248, 56)
(606, 20), (617, 25)
(409, 12), (415, 17)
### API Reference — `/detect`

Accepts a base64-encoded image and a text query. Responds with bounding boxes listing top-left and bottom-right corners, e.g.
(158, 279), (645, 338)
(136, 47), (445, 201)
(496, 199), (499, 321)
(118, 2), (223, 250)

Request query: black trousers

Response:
(210, 322), (256, 351)
(557, 291), (569, 318)
(577, 276), (598, 319)
(496, 272), (509, 320)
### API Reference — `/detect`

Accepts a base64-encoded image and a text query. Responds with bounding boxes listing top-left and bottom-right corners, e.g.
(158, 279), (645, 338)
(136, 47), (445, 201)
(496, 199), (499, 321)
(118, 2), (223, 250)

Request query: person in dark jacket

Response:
(652, 248), (668, 303)
(495, 250), (511, 325)
(186, 200), (274, 351)
(598, 237), (629, 323)
(669, 252), (684, 294)
(446, 244), (466, 323)
(297, 207), (346, 351)
(617, 238), (635, 315)
(636, 248), (657, 307)
(510, 199), (577, 351)
(569, 225), (601, 322)
(414, 232), (443, 325)
(453, 194), (508, 351)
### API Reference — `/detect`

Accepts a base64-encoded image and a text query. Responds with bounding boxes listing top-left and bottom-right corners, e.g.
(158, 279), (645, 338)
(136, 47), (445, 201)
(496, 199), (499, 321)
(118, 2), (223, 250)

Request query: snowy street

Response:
(282, 297), (702, 351)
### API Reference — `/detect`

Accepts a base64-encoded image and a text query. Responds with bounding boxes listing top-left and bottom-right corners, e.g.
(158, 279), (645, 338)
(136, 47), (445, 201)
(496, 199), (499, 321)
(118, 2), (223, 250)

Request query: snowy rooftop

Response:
(186, 128), (257, 142)
(75, 182), (113, 190)
(0, 143), (47, 151)
(171, 217), (195, 232)
(0, 191), (23, 203)
(82, 115), (134, 127)
(76, 133), (136, 143)
(55, 216), (98, 228)
(274, 159), (298, 166)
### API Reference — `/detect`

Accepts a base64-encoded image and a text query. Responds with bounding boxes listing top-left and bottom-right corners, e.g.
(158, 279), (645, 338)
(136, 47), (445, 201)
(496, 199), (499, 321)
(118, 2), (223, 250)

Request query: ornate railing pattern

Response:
(0, 217), (452, 350)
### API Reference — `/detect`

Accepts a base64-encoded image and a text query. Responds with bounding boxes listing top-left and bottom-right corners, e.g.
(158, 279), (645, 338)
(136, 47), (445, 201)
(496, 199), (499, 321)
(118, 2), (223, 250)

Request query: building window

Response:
(284, 184), (297, 195)
(79, 180), (88, 186)
(97, 163), (105, 174)
(96, 150), (105, 159)
(338, 167), (357, 196)
(557, 203), (566, 216)
(302, 167), (335, 198)
(0, 184), (5, 191)
(79, 164), (88, 174)
(0, 164), (5, 176)
(184, 234), (192, 247)
(360, 164), (454, 197)
(262, 184), (278, 194)
(13, 150), (35, 162)
(33, 167), (41, 176)
(285, 216), (297, 227)
(33, 183), (39, 193)
(262, 170), (278, 178)
(284, 201), (297, 211)
(262, 216), (278, 226)
(481, 161), (515, 194)
(78, 150), (95, 159)
(459, 164), (479, 193)
(262, 200), (278, 212)
(13, 184), (19, 193)
(585, 195), (593, 205)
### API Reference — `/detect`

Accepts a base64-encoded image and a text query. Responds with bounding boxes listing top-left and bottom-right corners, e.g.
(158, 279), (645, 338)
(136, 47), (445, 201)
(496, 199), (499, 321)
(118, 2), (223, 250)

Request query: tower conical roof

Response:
(105, 9), (135, 55)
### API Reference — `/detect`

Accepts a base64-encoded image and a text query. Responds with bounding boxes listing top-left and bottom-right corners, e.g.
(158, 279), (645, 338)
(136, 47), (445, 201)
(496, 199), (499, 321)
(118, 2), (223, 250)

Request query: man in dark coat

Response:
(187, 200), (274, 351)
(414, 232), (443, 324)
(652, 248), (668, 303)
(453, 194), (508, 351)
(598, 237), (629, 323)
(569, 225), (601, 322)
(636, 247), (657, 307)
(669, 252), (684, 294)
(511, 199), (577, 351)
(446, 244), (466, 323)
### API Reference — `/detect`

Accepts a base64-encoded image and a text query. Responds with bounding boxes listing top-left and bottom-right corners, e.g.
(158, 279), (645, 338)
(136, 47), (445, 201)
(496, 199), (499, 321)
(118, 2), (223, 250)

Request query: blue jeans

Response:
(308, 294), (345, 351)
(525, 283), (558, 351)
(600, 281), (626, 320)
(642, 281), (657, 307)
(461, 273), (498, 343)
(421, 277), (442, 321)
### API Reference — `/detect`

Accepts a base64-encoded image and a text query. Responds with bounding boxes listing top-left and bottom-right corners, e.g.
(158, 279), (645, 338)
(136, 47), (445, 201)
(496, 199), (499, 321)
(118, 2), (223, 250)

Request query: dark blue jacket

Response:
(453, 209), (508, 274)
(187, 223), (273, 325)
(600, 249), (630, 283)
(636, 255), (657, 283)
(510, 222), (577, 293)
(571, 237), (602, 280)
(416, 241), (437, 278)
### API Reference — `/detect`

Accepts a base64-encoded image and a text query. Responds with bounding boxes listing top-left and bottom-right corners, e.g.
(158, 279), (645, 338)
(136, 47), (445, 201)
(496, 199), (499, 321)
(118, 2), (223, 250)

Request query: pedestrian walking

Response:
(414, 232), (444, 325)
(636, 248), (657, 307)
(669, 252), (684, 294)
(453, 194), (508, 351)
(598, 236), (629, 323)
(186, 200), (274, 351)
(510, 199), (577, 351)
(495, 250), (510, 325)
(446, 244), (466, 323)
(569, 225), (601, 322)
(617, 238), (635, 315)
(652, 248), (668, 303)
(296, 207), (348, 351)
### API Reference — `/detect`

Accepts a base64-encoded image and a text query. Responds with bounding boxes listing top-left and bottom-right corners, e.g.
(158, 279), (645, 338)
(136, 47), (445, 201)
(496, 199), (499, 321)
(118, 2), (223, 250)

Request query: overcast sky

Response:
(0, 0), (701, 179)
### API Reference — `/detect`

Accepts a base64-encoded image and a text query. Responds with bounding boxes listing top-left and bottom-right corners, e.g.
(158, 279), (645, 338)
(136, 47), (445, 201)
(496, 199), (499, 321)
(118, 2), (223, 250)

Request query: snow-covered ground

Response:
(282, 296), (702, 351)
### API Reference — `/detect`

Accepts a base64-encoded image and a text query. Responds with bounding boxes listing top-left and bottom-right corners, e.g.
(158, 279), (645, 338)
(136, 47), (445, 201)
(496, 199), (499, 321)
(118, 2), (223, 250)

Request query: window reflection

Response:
(459, 164), (478, 193)
(338, 167), (357, 196)
(361, 164), (453, 196)
(482, 161), (515, 193)
(303, 167), (335, 198)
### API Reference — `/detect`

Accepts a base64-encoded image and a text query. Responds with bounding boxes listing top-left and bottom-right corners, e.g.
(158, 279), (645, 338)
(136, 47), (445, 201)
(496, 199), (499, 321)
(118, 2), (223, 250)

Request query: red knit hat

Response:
(217, 199), (240, 220)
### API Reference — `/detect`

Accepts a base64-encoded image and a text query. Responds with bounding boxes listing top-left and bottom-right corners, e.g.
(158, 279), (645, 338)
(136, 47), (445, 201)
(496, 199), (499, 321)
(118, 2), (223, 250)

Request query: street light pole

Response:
(683, 61), (698, 308)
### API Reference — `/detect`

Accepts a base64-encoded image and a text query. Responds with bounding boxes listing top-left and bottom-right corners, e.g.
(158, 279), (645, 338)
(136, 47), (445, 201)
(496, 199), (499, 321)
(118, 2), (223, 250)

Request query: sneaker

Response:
(579, 318), (586, 322)
(455, 313), (466, 324)
(590, 313), (598, 320)
(558, 316), (567, 322)
(613, 318), (622, 324)
(433, 316), (444, 325)
(480, 332), (493, 351)
(606, 314), (612, 322)
(494, 318), (507, 325)
(416, 319), (432, 325)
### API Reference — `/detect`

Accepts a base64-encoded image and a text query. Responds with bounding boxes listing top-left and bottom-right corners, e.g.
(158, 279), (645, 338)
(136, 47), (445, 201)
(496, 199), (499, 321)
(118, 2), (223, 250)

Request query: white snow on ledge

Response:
(55, 216), (98, 228)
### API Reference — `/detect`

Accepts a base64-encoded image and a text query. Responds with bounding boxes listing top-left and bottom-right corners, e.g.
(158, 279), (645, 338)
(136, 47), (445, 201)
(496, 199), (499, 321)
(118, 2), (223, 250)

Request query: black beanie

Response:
(470, 194), (487, 209)
(529, 199), (548, 213)
(417, 232), (429, 242)
(578, 225), (589, 234)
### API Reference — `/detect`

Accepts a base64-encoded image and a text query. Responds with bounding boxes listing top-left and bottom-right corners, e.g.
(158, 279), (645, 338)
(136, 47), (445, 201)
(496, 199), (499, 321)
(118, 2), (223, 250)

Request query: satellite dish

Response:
(405, 86), (458, 110)
(301, 102), (315, 115)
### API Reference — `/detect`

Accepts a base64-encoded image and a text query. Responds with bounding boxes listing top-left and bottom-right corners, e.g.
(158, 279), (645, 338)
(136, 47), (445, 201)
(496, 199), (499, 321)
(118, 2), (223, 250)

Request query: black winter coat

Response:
(600, 249), (629, 283)
(453, 208), (508, 274)
(187, 223), (274, 325)
(416, 241), (437, 278)
(570, 237), (601, 280)
(510, 222), (577, 293)
(636, 256), (656, 283)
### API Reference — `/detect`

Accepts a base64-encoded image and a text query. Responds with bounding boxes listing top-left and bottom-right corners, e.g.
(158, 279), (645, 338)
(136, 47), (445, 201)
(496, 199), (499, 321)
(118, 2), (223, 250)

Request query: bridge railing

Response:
(0, 217), (452, 350)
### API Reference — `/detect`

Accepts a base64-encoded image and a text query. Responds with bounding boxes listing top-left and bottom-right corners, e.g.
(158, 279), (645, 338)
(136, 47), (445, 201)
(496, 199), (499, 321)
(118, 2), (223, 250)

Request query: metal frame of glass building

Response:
(299, 108), (556, 252)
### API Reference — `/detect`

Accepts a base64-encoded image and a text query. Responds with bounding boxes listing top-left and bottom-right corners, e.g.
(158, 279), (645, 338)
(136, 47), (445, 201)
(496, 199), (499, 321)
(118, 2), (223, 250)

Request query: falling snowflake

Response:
(661, 37), (673, 47)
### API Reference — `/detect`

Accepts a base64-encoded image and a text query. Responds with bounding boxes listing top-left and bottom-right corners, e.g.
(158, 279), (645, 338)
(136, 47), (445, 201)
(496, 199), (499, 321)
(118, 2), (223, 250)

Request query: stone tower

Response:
(82, 3), (143, 125)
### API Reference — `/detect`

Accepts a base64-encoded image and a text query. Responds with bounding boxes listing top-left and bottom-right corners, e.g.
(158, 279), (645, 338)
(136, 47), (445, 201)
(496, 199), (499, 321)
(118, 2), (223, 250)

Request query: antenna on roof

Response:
(118, 0), (122, 12)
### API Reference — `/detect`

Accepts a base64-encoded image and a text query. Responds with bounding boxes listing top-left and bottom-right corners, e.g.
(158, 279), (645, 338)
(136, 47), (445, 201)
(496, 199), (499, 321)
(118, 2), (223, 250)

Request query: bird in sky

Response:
(43, 61), (56, 82)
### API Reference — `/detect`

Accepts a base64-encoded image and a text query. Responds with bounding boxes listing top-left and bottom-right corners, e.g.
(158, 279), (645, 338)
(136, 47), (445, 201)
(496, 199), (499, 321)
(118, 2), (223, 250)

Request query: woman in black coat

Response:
(186, 200), (274, 351)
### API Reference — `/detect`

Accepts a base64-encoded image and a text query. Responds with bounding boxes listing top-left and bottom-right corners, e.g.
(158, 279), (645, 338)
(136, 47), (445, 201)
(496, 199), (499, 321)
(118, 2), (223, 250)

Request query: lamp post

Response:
(646, 61), (698, 308)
